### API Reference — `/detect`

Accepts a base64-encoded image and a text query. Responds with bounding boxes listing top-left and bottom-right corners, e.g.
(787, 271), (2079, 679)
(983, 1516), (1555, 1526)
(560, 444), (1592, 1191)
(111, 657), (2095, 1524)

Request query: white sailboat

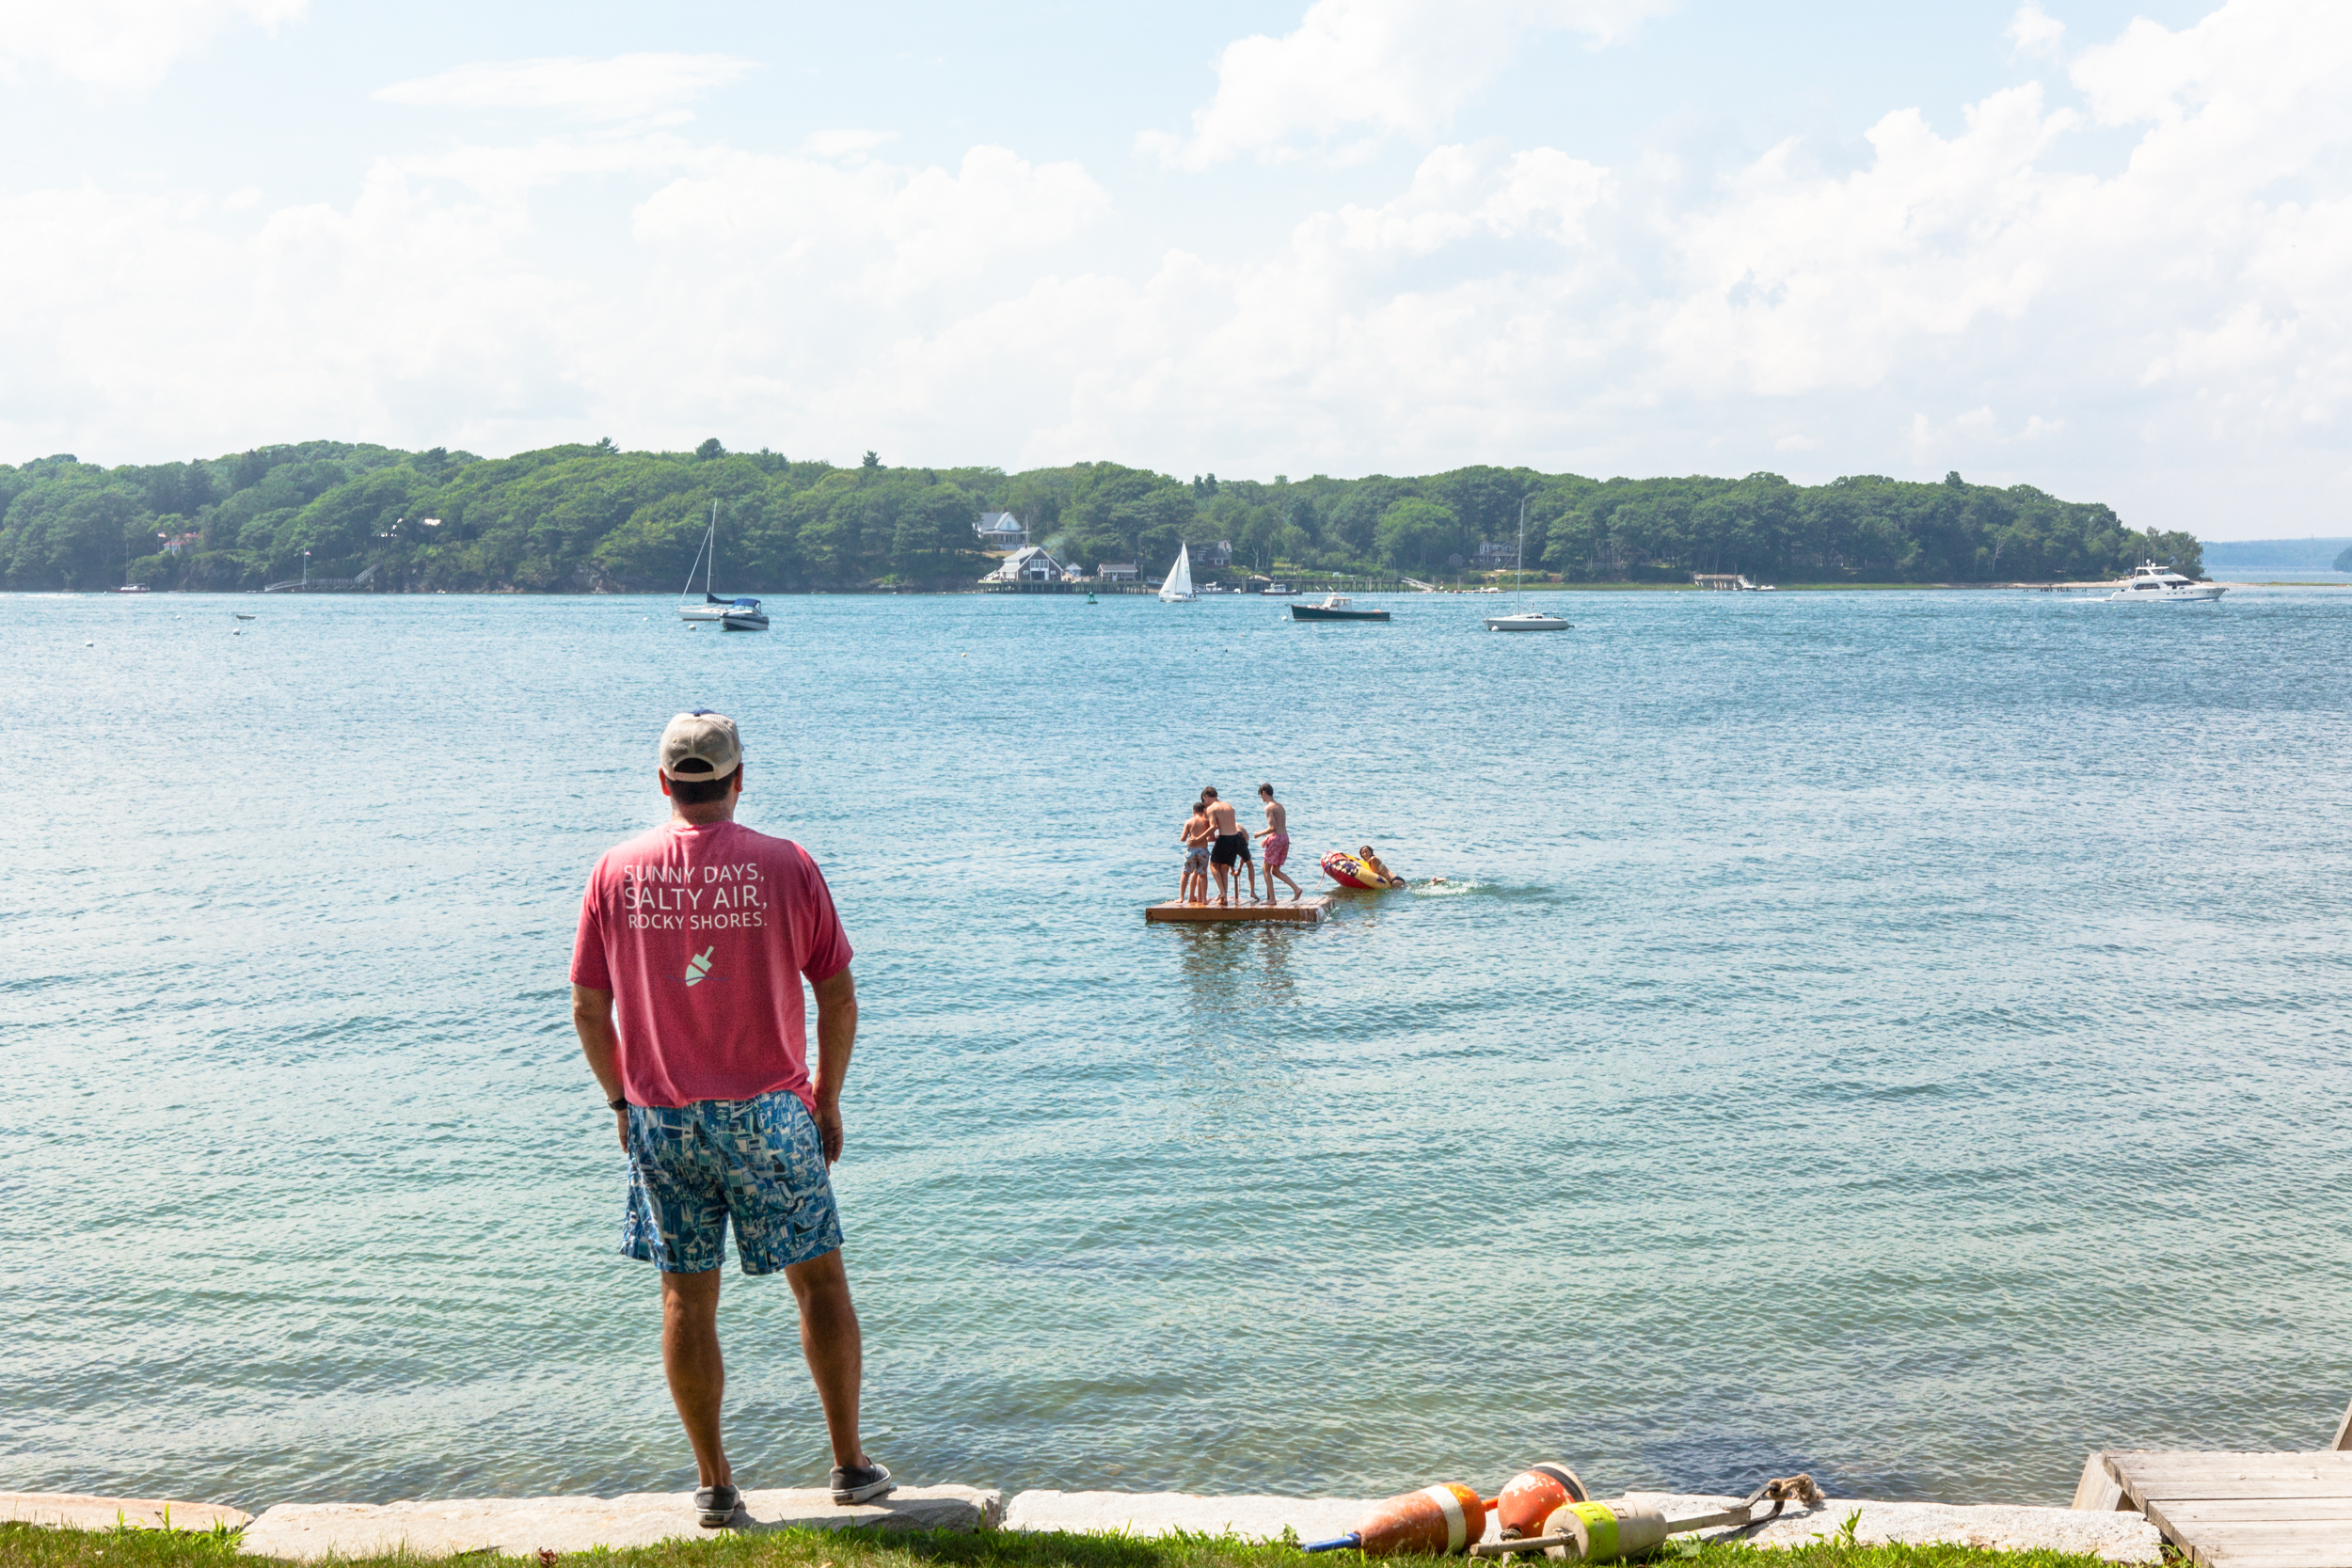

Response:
(678, 502), (731, 623)
(1484, 499), (1568, 631)
(1158, 543), (1197, 603)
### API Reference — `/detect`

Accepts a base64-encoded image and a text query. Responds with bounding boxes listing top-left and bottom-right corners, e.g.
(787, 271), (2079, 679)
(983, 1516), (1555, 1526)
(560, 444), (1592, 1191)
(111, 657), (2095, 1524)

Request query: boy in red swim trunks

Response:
(1256, 784), (1301, 902)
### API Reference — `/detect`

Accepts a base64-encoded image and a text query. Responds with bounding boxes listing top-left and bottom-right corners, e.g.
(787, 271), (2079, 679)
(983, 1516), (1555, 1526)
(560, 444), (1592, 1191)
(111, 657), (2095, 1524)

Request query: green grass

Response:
(0, 1522), (2141, 1568)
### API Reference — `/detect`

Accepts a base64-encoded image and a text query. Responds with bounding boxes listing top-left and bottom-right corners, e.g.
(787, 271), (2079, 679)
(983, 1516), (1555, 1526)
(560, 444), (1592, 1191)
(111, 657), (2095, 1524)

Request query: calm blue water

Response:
(6, 586), (2350, 1515)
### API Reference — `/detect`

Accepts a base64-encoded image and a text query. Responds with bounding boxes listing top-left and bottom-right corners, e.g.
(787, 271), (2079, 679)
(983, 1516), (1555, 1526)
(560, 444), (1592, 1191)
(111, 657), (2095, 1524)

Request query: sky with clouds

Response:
(0, 0), (2344, 537)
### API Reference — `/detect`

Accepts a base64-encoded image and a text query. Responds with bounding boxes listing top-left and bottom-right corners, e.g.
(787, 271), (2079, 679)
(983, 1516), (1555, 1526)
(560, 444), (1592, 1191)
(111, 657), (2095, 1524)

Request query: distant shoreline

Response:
(36, 578), (2347, 597)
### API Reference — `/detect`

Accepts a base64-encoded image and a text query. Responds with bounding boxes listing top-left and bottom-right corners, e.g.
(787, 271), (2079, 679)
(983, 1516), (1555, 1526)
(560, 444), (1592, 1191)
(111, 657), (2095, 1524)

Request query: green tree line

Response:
(0, 439), (2202, 592)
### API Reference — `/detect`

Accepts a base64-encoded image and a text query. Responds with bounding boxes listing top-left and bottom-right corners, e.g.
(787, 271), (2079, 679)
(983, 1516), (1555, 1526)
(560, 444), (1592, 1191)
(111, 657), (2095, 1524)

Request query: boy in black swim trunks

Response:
(1202, 786), (1257, 904)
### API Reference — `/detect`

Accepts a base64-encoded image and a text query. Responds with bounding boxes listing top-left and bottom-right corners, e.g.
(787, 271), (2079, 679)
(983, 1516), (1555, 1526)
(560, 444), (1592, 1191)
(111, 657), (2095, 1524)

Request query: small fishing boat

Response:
(719, 597), (769, 631)
(2106, 562), (2226, 602)
(1292, 594), (1390, 623)
(1158, 544), (1197, 603)
(1484, 499), (1568, 631)
(1260, 581), (1296, 596)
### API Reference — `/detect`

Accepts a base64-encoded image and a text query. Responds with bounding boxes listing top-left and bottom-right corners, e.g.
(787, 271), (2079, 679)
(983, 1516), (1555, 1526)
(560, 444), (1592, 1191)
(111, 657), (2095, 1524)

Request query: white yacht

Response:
(2106, 562), (2226, 603)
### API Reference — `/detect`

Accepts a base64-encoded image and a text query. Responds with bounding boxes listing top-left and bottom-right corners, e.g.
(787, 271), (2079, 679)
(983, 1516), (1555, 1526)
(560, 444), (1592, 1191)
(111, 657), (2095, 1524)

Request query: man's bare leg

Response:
(785, 1249), (868, 1469)
(660, 1268), (733, 1488)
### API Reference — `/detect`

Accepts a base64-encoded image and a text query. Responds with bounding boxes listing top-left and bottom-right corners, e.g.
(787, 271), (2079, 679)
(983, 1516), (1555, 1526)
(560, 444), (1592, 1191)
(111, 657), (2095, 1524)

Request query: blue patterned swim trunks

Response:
(622, 1090), (843, 1275)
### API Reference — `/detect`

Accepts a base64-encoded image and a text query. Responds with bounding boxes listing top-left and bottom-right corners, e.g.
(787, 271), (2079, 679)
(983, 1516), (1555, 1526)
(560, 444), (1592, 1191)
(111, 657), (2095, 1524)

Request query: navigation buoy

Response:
(1495, 1465), (1587, 1538)
(1538, 1500), (1668, 1563)
(1304, 1484), (1490, 1556)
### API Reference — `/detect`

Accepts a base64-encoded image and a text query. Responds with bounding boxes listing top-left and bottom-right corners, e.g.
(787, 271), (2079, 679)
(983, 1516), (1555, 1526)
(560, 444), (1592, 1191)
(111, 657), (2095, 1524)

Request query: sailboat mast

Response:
(707, 500), (718, 597)
(1514, 498), (1526, 609)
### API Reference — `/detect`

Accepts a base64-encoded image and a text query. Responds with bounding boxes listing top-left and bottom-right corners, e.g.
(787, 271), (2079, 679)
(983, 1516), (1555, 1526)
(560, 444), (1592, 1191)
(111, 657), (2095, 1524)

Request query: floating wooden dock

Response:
(1145, 897), (1331, 925)
(2078, 1447), (2352, 1566)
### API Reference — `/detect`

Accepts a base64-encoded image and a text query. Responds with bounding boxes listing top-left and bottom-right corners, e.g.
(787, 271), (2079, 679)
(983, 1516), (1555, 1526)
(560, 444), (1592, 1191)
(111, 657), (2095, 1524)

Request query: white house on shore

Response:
(981, 546), (1072, 583)
(975, 512), (1027, 551)
(1096, 562), (1138, 582)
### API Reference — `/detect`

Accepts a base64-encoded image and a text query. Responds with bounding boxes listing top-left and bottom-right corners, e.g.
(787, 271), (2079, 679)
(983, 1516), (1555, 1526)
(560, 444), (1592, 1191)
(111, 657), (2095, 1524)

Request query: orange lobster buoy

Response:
(1303, 1484), (1490, 1556)
(1494, 1464), (1588, 1539)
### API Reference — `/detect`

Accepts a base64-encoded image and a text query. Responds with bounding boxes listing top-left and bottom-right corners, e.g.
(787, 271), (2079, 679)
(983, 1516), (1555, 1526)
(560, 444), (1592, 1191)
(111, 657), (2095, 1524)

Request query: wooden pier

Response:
(1145, 897), (1331, 925)
(2078, 1439), (2352, 1566)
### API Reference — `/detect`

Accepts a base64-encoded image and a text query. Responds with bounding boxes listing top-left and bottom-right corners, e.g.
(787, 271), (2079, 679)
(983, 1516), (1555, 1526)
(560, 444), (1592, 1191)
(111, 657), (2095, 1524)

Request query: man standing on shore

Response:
(571, 710), (892, 1527)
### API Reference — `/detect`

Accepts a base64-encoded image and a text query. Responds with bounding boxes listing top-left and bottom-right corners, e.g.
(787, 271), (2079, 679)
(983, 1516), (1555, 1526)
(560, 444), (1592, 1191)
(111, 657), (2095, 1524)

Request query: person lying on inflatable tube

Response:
(1321, 845), (1407, 890)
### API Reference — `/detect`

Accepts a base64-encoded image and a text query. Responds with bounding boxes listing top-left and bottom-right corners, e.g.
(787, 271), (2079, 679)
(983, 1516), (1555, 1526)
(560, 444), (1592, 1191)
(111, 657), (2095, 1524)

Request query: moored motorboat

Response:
(1261, 581), (1296, 596)
(720, 597), (769, 631)
(1292, 594), (1390, 623)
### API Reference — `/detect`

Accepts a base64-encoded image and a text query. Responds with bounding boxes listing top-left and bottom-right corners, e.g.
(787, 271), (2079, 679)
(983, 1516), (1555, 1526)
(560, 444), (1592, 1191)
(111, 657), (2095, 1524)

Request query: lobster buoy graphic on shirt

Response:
(1303, 1483), (1490, 1556)
(684, 946), (715, 986)
(1494, 1464), (1589, 1539)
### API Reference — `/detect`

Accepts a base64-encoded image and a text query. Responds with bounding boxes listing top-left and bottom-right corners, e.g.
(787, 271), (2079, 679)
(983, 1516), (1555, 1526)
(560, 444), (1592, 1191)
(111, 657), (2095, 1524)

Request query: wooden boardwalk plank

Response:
(2098, 1451), (2352, 1568)
(1145, 897), (1330, 925)
(2166, 1500), (2352, 1522)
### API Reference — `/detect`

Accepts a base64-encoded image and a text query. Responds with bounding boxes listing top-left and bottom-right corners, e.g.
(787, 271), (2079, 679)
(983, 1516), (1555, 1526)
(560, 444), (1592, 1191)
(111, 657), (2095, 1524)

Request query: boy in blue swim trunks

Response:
(1180, 797), (1214, 903)
(571, 710), (894, 1525)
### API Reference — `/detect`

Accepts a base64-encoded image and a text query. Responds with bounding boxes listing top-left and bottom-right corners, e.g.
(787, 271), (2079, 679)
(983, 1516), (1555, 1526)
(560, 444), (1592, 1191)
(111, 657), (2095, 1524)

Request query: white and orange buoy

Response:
(1494, 1465), (1588, 1539)
(1304, 1484), (1491, 1556)
(1537, 1499), (1670, 1563)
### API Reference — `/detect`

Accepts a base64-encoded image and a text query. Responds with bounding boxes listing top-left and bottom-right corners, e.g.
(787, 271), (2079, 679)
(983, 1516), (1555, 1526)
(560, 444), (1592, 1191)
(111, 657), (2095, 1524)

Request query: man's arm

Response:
(810, 967), (857, 1164)
(572, 984), (628, 1149)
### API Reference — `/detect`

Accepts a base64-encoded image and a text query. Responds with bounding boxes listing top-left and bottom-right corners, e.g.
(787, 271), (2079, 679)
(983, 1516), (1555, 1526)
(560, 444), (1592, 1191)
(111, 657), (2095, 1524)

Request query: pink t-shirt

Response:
(570, 819), (853, 1111)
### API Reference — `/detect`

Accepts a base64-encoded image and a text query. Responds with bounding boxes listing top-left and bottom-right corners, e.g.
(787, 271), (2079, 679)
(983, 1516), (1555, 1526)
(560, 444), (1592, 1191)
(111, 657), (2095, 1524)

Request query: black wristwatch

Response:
(609, 1097), (628, 1112)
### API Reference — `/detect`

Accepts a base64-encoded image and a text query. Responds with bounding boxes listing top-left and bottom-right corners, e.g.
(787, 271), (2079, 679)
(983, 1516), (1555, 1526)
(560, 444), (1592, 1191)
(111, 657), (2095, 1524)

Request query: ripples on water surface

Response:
(5, 587), (2350, 1512)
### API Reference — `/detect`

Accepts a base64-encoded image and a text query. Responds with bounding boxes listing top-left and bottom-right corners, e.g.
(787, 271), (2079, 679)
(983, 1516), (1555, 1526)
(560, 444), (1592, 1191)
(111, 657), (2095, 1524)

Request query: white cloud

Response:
(2006, 3), (2066, 59)
(1139, 0), (1676, 169)
(1312, 143), (1612, 254)
(0, 0), (303, 89)
(10, 0), (2352, 538)
(374, 54), (758, 121)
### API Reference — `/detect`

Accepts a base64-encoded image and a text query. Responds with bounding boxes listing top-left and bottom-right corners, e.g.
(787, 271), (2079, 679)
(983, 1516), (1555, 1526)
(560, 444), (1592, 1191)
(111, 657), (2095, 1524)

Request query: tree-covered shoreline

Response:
(0, 438), (2201, 593)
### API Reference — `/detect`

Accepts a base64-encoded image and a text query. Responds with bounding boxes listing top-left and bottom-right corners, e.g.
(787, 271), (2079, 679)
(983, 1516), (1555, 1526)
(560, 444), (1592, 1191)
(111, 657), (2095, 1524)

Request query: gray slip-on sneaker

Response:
(830, 1462), (893, 1504)
(695, 1484), (741, 1528)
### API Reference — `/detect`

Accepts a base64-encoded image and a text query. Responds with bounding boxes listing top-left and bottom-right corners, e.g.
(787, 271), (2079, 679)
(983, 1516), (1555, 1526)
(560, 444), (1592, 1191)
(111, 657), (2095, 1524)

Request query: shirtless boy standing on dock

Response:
(1255, 784), (1300, 902)
(1202, 786), (1257, 905)
(1179, 799), (1214, 904)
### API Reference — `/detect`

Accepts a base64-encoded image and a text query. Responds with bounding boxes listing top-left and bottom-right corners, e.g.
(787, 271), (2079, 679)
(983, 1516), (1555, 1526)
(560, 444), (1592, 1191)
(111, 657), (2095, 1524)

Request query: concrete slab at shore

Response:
(1, 1493), (251, 1532)
(1001, 1490), (2161, 1563)
(1630, 1495), (2161, 1563)
(239, 1485), (1001, 1560)
(1146, 896), (1331, 924)
(1005, 1491), (1421, 1543)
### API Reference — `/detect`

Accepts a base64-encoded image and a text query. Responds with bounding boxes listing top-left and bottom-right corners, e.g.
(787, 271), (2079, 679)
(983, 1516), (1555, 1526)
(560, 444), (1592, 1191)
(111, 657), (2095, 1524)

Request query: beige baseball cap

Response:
(659, 709), (741, 782)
